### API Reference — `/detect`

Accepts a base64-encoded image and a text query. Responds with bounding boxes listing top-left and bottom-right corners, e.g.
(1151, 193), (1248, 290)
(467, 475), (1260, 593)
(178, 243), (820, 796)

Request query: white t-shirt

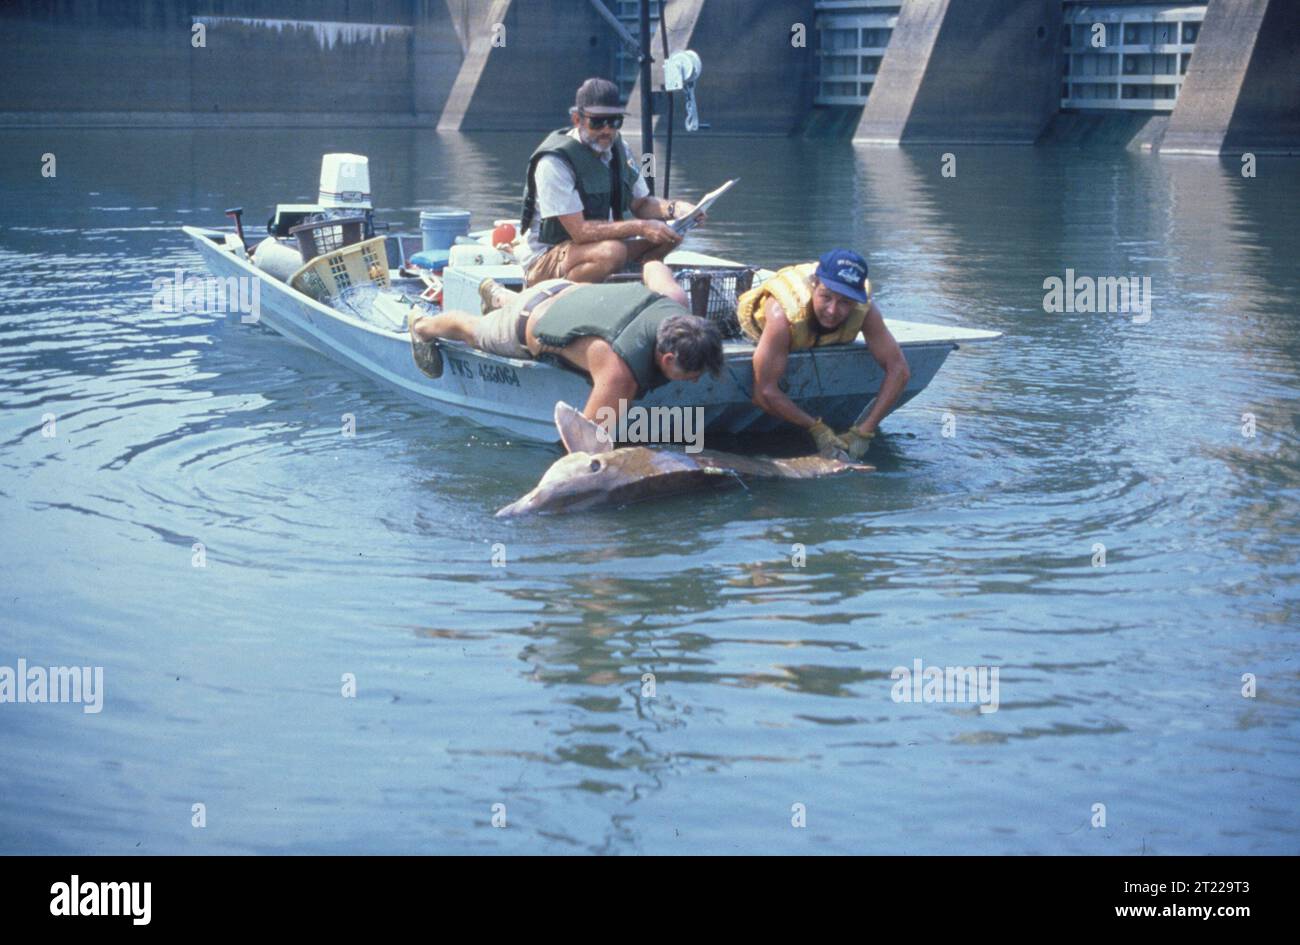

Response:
(518, 129), (650, 270)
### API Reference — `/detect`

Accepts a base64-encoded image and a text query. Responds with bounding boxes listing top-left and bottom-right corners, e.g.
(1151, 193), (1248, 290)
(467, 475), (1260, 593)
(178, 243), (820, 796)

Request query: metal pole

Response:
(659, 0), (671, 199)
(639, 0), (655, 196)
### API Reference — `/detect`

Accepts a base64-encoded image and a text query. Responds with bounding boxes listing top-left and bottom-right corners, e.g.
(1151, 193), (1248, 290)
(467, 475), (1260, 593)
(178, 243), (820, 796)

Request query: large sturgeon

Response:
(495, 402), (873, 517)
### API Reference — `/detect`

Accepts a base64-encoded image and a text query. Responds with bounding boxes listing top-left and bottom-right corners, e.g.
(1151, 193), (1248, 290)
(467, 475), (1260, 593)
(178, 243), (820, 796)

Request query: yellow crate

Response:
(290, 236), (390, 302)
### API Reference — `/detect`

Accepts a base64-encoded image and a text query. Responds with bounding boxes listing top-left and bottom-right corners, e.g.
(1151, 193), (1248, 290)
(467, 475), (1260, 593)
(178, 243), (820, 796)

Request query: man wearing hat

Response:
(735, 249), (911, 461)
(517, 77), (701, 286)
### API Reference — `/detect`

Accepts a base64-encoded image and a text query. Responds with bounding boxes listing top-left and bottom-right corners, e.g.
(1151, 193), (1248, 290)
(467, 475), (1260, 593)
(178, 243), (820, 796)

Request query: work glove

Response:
(840, 429), (875, 461)
(808, 419), (850, 460)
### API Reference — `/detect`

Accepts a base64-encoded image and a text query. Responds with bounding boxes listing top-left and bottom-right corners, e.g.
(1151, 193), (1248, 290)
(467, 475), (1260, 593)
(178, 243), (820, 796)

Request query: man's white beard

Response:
(578, 126), (613, 154)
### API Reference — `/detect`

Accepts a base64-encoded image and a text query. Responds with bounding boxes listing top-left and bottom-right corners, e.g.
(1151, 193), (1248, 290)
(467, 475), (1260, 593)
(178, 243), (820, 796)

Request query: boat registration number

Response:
(447, 356), (520, 388)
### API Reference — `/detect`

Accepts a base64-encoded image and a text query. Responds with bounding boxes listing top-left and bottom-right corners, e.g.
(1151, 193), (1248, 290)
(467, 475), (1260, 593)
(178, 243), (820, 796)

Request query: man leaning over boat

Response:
(409, 260), (723, 435)
(740, 249), (910, 461)
(516, 77), (703, 286)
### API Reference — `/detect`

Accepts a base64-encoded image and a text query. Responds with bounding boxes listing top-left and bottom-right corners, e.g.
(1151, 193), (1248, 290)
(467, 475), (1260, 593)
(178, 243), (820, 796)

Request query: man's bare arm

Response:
(581, 341), (640, 428)
(854, 301), (911, 434)
(557, 211), (678, 247)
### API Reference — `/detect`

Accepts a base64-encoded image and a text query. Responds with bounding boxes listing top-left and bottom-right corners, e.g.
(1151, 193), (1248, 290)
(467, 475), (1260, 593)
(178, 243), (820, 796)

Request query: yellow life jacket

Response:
(736, 263), (869, 350)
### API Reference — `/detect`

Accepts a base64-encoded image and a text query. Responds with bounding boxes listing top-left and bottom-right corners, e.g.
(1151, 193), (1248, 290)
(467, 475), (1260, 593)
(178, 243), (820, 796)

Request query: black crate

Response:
(289, 216), (367, 261)
(609, 265), (756, 339)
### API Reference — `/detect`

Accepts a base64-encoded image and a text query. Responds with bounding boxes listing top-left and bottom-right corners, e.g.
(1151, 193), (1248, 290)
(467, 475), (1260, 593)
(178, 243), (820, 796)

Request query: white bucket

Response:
(252, 237), (305, 282)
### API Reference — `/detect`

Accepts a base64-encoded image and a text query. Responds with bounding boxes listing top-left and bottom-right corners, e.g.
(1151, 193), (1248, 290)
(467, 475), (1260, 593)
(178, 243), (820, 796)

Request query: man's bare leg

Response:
(561, 239), (629, 283)
(641, 260), (687, 307)
(410, 310), (479, 344)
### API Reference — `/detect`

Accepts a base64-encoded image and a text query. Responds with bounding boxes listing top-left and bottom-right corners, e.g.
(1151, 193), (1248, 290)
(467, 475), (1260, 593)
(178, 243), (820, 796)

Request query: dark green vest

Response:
(520, 128), (640, 247)
(533, 283), (684, 395)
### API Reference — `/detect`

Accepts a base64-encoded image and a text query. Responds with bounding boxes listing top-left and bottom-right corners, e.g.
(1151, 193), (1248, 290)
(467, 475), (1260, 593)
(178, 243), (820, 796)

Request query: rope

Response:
(808, 344), (825, 394)
(725, 361), (752, 401)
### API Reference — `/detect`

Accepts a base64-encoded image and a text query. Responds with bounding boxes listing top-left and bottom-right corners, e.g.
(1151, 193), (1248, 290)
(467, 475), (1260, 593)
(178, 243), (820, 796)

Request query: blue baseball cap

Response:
(815, 249), (869, 302)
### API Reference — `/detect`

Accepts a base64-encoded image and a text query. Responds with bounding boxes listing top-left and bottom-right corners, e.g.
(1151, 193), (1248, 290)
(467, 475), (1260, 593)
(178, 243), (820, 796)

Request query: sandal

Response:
(409, 313), (443, 379)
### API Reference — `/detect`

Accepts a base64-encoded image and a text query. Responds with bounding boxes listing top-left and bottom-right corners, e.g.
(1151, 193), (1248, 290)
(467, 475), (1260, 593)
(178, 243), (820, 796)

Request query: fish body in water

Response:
(496, 403), (872, 517)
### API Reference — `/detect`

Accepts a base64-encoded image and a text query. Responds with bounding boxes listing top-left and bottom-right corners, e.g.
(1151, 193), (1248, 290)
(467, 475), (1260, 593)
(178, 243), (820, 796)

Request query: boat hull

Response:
(184, 227), (978, 443)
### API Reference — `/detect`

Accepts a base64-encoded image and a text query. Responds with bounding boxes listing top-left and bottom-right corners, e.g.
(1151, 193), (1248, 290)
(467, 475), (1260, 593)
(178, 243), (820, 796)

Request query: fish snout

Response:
(495, 496), (534, 518)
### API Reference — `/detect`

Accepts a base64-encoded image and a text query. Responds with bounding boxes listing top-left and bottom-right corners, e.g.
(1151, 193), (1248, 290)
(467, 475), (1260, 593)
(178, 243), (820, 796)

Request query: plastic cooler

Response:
(409, 249), (450, 271)
(448, 244), (510, 267)
(441, 264), (524, 314)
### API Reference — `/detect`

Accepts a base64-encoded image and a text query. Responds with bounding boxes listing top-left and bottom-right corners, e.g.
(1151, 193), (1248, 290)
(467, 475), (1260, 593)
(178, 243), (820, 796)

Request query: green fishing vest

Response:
(520, 128), (640, 247)
(533, 283), (684, 395)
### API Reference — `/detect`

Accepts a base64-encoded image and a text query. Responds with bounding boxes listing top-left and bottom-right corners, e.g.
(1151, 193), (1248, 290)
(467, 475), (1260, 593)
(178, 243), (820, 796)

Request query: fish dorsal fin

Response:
(555, 401), (613, 454)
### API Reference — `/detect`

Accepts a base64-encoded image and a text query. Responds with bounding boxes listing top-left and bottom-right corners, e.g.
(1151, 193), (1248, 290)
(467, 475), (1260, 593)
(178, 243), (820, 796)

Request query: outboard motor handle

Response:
(224, 207), (248, 253)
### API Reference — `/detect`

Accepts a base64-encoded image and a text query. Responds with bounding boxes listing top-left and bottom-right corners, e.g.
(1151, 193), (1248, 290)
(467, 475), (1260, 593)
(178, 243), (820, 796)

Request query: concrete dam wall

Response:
(0, 0), (466, 126)
(1, 0), (1296, 154)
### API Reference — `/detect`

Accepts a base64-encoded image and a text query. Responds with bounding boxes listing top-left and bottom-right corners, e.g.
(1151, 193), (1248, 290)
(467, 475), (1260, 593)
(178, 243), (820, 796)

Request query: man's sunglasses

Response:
(581, 112), (624, 130)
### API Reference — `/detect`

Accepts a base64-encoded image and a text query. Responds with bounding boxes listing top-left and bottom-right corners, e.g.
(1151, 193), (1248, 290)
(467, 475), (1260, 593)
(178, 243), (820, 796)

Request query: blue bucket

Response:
(420, 209), (471, 253)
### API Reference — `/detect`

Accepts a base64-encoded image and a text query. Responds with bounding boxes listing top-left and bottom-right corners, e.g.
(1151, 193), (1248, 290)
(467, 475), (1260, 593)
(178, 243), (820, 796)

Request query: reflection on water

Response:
(0, 129), (1297, 854)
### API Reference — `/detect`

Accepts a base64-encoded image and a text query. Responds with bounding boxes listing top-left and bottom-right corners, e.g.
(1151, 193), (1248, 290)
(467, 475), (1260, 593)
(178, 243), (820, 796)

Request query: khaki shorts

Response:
(473, 279), (573, 359)
(524, 241), (573, 285)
